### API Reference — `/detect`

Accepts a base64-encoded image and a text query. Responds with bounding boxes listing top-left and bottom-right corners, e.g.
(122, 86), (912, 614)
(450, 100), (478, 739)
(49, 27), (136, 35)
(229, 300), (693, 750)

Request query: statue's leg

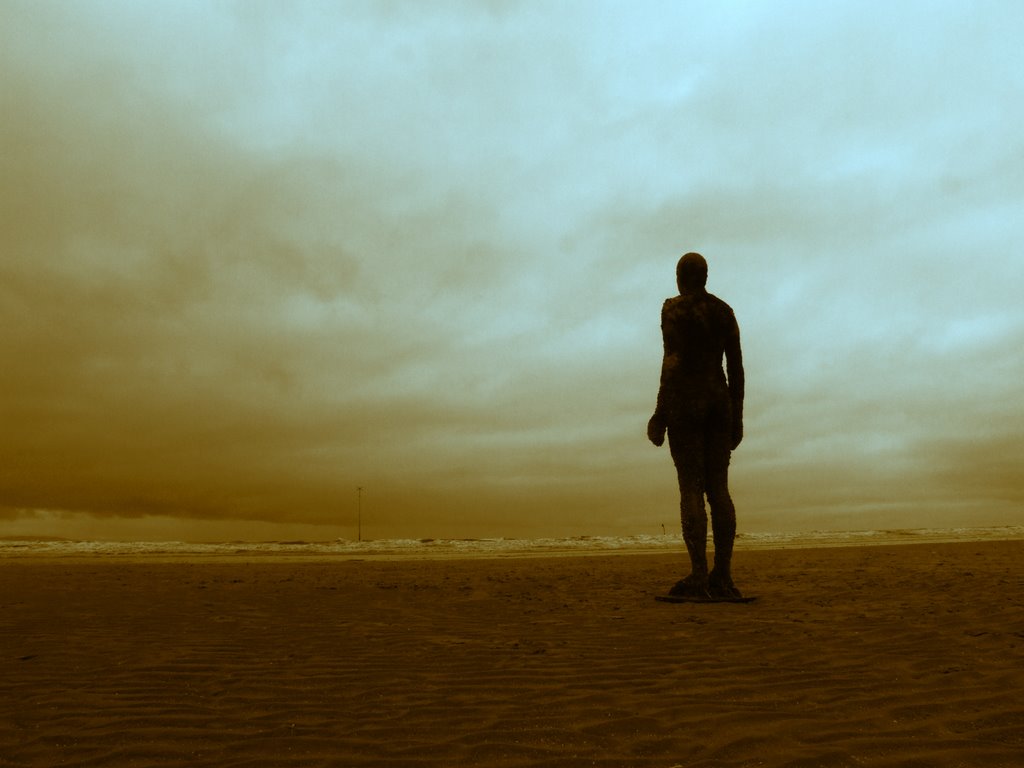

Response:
(706, 401), (740, 598)
(668, 424), (709, 595)
(706, 470), (739, 597)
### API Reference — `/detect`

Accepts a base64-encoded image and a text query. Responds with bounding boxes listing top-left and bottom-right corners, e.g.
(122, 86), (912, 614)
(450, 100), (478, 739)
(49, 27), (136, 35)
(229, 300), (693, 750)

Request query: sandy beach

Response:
(2, 540), (1023, 767)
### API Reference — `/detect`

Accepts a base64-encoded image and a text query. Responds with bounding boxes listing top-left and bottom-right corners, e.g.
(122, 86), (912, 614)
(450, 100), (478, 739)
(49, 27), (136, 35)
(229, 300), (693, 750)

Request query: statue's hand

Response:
(647, 414), (666, 447)
(731, 421), (743, 451)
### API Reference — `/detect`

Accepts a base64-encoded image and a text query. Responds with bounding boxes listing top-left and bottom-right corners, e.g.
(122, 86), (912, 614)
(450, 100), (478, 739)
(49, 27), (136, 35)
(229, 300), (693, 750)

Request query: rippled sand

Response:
(3, 540), (1023, 766)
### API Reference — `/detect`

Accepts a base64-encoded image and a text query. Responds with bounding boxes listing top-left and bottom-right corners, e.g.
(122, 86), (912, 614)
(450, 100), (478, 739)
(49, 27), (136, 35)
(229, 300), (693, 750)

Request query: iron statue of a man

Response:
(648, 252), (744, 599)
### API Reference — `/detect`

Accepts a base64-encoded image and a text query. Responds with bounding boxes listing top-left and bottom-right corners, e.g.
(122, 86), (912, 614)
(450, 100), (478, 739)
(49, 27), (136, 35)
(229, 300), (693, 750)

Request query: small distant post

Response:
(357, 486), (363, 542)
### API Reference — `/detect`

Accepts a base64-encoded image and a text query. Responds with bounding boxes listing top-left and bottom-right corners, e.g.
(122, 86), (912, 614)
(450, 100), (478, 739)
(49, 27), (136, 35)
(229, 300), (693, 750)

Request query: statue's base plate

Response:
(654, 594), (757, 604)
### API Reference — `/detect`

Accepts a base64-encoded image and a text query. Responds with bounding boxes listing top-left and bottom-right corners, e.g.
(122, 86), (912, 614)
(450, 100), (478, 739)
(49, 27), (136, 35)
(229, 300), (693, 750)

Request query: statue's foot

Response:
(668, 573), (710, 599)
(708, 569), (742, 600)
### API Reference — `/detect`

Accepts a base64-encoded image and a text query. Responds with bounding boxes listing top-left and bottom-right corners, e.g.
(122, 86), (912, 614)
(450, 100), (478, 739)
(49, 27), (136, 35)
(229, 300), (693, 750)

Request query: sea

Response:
(2, 526), (1023, 560)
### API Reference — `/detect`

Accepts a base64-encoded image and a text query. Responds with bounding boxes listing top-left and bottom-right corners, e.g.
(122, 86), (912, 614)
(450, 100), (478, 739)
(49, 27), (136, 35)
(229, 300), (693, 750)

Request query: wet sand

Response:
(2, 540), (1023, 766)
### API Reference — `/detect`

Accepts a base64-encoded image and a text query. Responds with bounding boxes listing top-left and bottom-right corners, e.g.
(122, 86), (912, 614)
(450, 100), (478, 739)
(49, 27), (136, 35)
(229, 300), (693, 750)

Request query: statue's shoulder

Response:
(661, 295), (689, 323)
(705, 292), (736, 317)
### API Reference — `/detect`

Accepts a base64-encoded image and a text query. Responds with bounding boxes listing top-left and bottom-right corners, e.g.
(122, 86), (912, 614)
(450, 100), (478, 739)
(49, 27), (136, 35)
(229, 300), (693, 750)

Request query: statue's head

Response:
(676, 252), (708, 292)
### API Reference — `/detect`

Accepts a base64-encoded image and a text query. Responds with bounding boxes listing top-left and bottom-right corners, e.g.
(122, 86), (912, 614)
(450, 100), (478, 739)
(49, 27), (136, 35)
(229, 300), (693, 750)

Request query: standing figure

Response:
(647, 252), (744, 599)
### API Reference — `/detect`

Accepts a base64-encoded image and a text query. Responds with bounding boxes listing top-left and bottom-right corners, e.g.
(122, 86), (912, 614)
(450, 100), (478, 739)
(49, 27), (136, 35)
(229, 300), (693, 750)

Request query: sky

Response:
(2, 0), (1023, 542)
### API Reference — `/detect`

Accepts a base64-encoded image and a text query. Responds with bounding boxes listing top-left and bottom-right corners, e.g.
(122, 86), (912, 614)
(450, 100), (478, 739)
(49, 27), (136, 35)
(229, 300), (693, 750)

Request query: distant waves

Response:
(2, 526), (1023, 559)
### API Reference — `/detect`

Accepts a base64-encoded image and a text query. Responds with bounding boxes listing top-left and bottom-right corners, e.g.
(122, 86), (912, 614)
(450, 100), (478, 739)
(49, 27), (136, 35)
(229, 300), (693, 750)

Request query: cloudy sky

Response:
(2, 1), (1022, 542)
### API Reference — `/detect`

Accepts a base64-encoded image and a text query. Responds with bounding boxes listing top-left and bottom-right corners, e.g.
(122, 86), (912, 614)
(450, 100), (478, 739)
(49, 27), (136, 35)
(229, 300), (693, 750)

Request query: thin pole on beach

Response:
(357, 486), (363, 542)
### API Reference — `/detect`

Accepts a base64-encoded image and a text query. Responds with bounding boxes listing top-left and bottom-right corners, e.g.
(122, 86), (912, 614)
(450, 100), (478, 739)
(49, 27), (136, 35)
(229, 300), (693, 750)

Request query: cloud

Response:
(2, 1), (1023, 539)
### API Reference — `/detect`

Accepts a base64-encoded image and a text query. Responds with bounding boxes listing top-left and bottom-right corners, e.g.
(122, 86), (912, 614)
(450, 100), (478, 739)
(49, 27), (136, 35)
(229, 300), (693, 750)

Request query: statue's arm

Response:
(725, 315), (744, 449)
(648, 302), (672, 446)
